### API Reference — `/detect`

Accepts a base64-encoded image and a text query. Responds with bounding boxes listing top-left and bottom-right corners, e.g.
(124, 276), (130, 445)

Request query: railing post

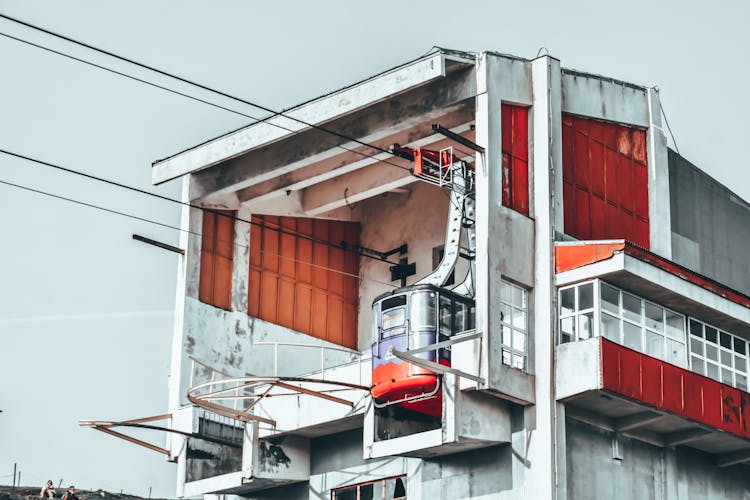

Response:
(274, 344), (278, 377)
(321, 348), (325, 380)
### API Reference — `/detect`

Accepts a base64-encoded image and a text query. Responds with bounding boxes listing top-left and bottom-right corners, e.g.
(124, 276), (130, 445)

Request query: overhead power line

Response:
(0, 148), (402, 265)
(0, 12), (412, 169)
(0, 177), (399, 289)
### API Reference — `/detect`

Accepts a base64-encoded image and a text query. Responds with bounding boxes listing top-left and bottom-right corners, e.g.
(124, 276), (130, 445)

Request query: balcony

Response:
(557, 337), (750, 466)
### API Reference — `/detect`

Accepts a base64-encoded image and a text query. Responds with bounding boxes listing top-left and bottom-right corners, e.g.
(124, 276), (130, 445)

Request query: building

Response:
(144, 48), (750, 498)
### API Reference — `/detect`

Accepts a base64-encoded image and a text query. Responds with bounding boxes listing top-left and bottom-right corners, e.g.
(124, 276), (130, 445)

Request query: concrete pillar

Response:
(232, 206), (252, 312)
(473, 52), (505, 391)
(647, 87), (672, 259)
(527, 54), (563, 500)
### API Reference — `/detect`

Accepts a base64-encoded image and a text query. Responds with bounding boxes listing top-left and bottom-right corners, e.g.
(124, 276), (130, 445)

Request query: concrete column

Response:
(232, 206), (252, 312)
(647, 87), (672, 259)
(527, 55), (563, 500)
(473, 52), (505, 391)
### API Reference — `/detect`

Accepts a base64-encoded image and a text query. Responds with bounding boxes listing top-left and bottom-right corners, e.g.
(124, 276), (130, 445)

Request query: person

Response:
(40, 480), (56, 499)
(62, 486), (79, 500)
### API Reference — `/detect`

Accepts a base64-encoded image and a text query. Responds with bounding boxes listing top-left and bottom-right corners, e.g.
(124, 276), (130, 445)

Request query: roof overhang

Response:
(152, 50), (475, 185)
(555, 240), (750, 336)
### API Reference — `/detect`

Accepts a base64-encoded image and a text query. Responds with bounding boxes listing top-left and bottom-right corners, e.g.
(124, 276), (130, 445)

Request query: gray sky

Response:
(0, 1), (748, 497)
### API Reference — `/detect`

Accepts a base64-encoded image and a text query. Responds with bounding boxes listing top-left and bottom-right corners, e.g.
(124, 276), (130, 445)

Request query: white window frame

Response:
(688, 318), (749, 391)
(499, 279), (528, 371)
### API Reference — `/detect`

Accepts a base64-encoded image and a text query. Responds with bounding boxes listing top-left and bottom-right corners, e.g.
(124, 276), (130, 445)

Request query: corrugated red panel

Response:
(600, 338), (750, 440)
(501, 104), (529, 216)
(247, 215), (360, 349)
(199, 210), (236, 311)
(562, 115), (649, 248)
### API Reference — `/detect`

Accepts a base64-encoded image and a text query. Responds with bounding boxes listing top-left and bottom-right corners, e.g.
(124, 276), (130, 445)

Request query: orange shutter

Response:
(199, 210), (236, 310)
(248, 215), (360, 349)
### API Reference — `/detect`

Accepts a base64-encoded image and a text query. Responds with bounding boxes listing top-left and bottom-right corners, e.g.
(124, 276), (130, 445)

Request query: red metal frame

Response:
(600, 338), (750, 439)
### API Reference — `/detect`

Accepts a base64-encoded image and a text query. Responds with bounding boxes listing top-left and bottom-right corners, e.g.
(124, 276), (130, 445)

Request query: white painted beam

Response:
(153, 53), (451, 184)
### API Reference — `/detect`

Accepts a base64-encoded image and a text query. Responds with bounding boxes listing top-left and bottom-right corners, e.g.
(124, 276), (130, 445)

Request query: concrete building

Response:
(145, 48), (750, 499)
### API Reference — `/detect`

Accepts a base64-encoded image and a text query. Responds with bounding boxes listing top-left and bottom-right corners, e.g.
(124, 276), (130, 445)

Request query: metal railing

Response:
(253, 341), (365, 385)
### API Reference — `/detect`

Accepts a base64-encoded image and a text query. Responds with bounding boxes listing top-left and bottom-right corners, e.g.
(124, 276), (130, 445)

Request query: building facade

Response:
(147, 49), (750, 499)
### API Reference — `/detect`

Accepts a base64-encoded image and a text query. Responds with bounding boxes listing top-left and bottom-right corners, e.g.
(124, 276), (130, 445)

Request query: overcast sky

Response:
(1, 1), (748, 497)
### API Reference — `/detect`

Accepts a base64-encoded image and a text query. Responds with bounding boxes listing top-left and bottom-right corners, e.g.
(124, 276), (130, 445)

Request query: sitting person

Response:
(62, 486), (79, 500)
(40, 480), (56, 499)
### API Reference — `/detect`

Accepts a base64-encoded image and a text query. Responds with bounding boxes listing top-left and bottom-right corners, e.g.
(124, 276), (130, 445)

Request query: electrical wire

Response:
(0, 28), (414, 176)
(0, 13), (418, 173)
(658, 99), (680, 155)
(0, 177), (399, 288)
(0, 148), (404, 265)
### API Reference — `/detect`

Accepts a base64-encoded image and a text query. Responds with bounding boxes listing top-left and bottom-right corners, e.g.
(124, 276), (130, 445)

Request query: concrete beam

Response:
(663, 428), (711, 447)
(237, 119), (474, 207)
(613, 411), (665, 432)
(565, 405), (664, 448)
(153, 52), (455, 184)
(716, 448), (750, 467)
(189, 71), (476, 200)
(299, 131), (475, 216)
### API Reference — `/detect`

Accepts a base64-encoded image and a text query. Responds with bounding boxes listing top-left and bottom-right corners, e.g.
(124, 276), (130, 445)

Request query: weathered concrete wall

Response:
(669, 149), (750, 296)
(357, 181), (468, 351)
(246, 406), (529, 500)
(566, 417), (750, 499)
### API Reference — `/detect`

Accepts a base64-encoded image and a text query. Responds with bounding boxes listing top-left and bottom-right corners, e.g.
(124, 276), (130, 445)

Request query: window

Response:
(500, 280), (528, 370)
(332, 476), (406, 500)
(688, 318), (749, 390)
(558, 280), (687, 368)
(248, 215), (360, 348)
(561, 115), (649, 248)
(199, 210), (236, 310)
(501, 104), (529, 215)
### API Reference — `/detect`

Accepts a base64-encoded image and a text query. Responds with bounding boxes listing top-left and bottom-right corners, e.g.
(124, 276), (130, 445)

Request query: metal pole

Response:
(17, 471), (20, 487)
(148, 486), (152, 499)
(321, 348), (325, 380)
(274, 344), (278, 376)
(12, 462), (16, 490)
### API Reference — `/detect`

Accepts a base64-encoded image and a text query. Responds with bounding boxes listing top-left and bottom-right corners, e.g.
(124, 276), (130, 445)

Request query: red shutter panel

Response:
(199, 210), (236, 310)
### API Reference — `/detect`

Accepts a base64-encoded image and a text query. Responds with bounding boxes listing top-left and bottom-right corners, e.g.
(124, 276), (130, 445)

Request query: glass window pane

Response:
(501, 280), (512, 302)
(722, 368), (733, 386)
(439, 296), (452, 336)
(720, 331), (732, 349)
(666, 339), (686, 367)
(578, 312), (594, 340)
(623, 322), (642, 351)
(560, 287), (575, 316)
(410, 292), (436, 330)
(359, 483), (374, 500)
(705, 326), (718, 344)
(690, 338), (704, 356)
(500, 303), (511, 325)
(646, 330), (664, 359)
(623, 293), (641, 323)
(513, 308), (527, 330)
(721, 350), (733, 367)
(706, 363), (719, 381)
(689, 319), (703, 338)
(454, 301), (469, 333)
(706, 344), (718, 362)
(578, 282), (594, 310)
(511, 284), (526, 308)
(601, 312), (620, 342)
(513, 353), (525, 370)
(513, 330), (526, 352)
(644, 303), (664, 331)
(737, 374), (747, 392)
(382, 308), (406, 330)
(561, 317), (575, 344)
(734, 337), (747, 355)
(502, 348), (512, 366)
(735, 356), (746, 373)
(335, 487), (357, 500)
(600, 282), (620, 314)
(503, 325), (513, 348)
(691, 356), (705, 375)
(665, 311), (685, 340)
